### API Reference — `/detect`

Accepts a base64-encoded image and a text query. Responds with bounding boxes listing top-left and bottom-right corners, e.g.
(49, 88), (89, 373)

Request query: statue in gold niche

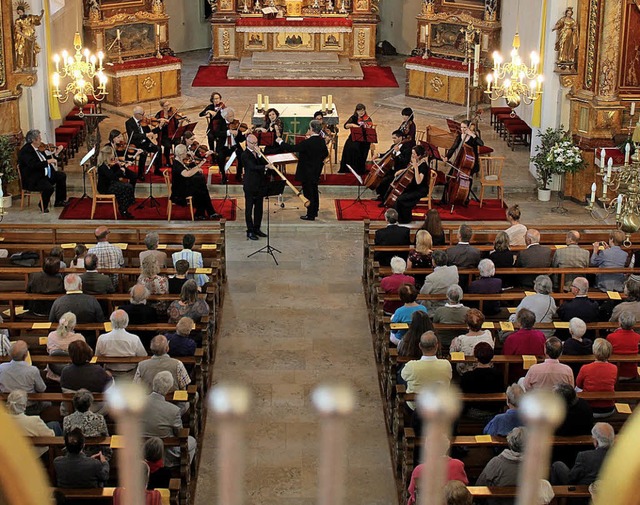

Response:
(552, 6), (579, 69)
(13, 0), (43, 70)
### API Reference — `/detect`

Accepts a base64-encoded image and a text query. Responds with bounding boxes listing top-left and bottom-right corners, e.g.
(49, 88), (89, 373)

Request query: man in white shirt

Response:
(95, 309), (147, 378)
(172, 233), (208, 287)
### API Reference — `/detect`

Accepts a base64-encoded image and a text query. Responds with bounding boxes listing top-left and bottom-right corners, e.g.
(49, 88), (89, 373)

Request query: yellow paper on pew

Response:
(482, 322), (494, 329)
(85, 244), (96, 249)
(114, 243), (128, 250)
(25, 351), (31, 366)
(2, 306), (27, 318)
(553, 322), (570, 329)
(195, 268), (212, 274)
(524, 291), (535, 297)
(110, 435), (126, 448)
(60, 243), (76, 249)
(555, 244), (567, 249)
(500, 322), (514, 331)
(507, 307), (517, 314)
(32, 322), (51, 330)
(475, 435), (493, 443)
(522, 355), (537, 370)
(607, 291), (622, 300)
(38, 337), (48, 346)
(450, 352), (466, 362)
(390, 323), (409, 330)
(103, 322), (112, 332)
(615, 403), (632, 414)
(201, 244), (217, 250)
(157, 244), (167, 249)
(90, 356), (98, 364)
(0, 237), (4, 242)
(173, 391), (188, 401)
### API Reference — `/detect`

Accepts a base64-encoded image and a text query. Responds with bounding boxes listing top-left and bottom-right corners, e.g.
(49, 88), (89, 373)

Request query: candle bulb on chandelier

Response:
(590, 182), (596, 205)
(625, 143), (631, 165)
(53, 54), (60, 73)
(600, 148), (606, 168)
(632, 102), (636, 117)
(617, 194), (623, 216)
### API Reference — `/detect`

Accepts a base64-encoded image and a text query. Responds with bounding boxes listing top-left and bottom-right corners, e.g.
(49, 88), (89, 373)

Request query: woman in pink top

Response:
(137, 255), (169, 295)
(407, 448), (468, 505)
(46, 312), (86, 380)
(576, 338), (617, 417)
(450, 309), (494, 375)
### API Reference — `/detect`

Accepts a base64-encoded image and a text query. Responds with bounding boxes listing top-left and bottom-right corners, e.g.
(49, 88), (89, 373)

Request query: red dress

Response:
(607, 328), (640, 378)
(576, 360), (618, 408)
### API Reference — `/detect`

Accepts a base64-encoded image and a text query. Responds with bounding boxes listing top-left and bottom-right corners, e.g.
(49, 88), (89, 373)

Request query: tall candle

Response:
(617, 194), (623, 215)
(590, 182), (596, 205)
(257, 94), (263, 109)
(322, 96), (327, 112)
(600, 148), (605, 168)
(632, 102), (636, 116)
(328, 94), (333, 110)
(116, 29), (120, 40)
(156, 24), (160, 37)
(625, 143), (631, 165)
(264, 96), (269, 110)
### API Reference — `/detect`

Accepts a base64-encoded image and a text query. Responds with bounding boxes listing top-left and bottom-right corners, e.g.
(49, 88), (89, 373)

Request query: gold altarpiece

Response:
(209, 0), (379, 63)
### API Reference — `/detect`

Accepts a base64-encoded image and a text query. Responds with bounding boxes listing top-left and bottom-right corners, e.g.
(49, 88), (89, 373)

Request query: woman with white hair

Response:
(576, 338), (617, 417)
(171, 143), (221, 220)
(137, 255), (168, 295)
(6, 389), (58, 456)
(46, 312), (86, 380)
(380, 256), (415, 314)
(63, 389), (109, 438)
(468, 258), (502, 316)
(508, 274), (557, 336)
(96, 145), (135, 219)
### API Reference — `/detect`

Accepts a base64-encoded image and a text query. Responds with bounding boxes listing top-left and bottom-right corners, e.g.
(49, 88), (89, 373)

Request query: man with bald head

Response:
(88, 226), (124, 289)
(241, 133), (269, 241)
(95, 309), (147, 378)
(125, 105), (161, 179)
(552, 230), (590, 291)
(134, 335), (190, 394)
(0, 341), (47, 414)
(516, 229), (552, 289)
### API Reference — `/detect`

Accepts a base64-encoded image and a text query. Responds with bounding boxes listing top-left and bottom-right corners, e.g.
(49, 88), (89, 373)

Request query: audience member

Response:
(552, 230), (590, 291)
(168, 259), (190, 295)
(7, 389), (58, 457)
(407, 230), (433, 289)
(420, 209), (446, 246)
(509, 275), (557, 336)
(467, 258), (502, 316)
(60, 340), (113, 394)
(590, 230), (629, 292)
(606, 311), (640, 380)
(88, 226), (124, 288)
(141, 371), (196, 466)
(449, 309), (494, 374)
(390, 284), (427, 345)
(95, 309), (147, 379)
(483, 384), (524, 436)
(121, 284), (158, 326)
(503, 308), (546, 382)
(432, 285), (470, 348)
(373, 208), (410, 266)
(70, 244), (87, 268)
(576, 339), (617, 418)
(167, 280), (210, 324)
(49, 274), (105, 331)
(446, 224), (481, 269)
(420, 250), (458, 312)
(522, 337), (574, 391)
(134, 335), (191, 393)
(443, 481), (473, 505)
(138, 255), (169, 294)
(46, 312), (86, 379)
(80, 254), (115, 295)
(140, 231), (167, 267)
(25, 256), (64, 316)
(554, 382), (593, 438)
(610, 275), (640, 322)
(165, 317), (198, 357)
(563, 318), (592, 376)
(0, 340), (47, 414)
(516, 229), (552, 289)
(505, 204), (527, 246)
(144, 437), (172, 490)
(50, 247), (67, 268)
(381, 256), (415, 314)
(113, 462), (162, 505)
(488, 231), (516, 288)
(476, 427), (526, 502)
(460, 342), (504, 420)
(54, 428), (109, 488)
(62, 390), (109, 447)
(556, 277), (599, 333)
(172, 233), (209, 288)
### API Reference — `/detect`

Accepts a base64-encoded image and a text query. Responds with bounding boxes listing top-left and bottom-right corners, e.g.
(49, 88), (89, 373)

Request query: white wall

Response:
(165, 0), (211, 53)
(378, 0), (421, 55)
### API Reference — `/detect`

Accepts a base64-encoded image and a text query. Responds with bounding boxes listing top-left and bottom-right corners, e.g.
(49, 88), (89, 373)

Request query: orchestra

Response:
(19, 95), (490, 224)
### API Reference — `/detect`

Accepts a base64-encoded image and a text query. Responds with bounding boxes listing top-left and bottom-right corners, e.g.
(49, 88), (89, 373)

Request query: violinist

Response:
(125, 106), (161, 180)
(217, 107), (246, 184)
(313, 110), (337, 145)
(442, 119), (483, 204)
(106, 129), (140, 188)
(399, 107), (416, 148)
(155, 100), (185, 168)
(339, 103), (372, 175)
(375, 129), (412, 204)
(393, 145), (431, 224)
(255, 108), (284, 154)
(96, 146), (136, 219)
(198, 91), (226, 153)
(183, 131), (213, 165)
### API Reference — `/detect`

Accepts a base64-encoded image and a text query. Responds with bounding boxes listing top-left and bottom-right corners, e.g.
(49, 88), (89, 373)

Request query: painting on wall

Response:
(274, 32), (313, 50)
(245, 33), (267, 50)
(619, 3), (640, 93)
(320, 33), (343, 51)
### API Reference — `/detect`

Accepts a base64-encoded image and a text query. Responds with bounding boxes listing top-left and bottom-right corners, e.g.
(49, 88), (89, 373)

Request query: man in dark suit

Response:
(80, 254), (115, 295)
(516, 228), (552, 289)
(54, 428), (110, 488)
(217, 107), (245, 184)
(279, 120), (329, 221)
(446, 224), (481, 268)
(18, 129), (68, 212)
(550, 422), (614, 485)
(373, 208), (410, 266)
(120, 284), (158, 349)
(125, 105), (160, 179)
(556, 277), (599, 339)
(241, 134), (269, 241)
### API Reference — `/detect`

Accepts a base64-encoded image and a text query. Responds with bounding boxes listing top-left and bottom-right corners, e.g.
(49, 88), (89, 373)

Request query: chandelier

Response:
(51, 32), (107, 117)
(484, 32), (543, 110)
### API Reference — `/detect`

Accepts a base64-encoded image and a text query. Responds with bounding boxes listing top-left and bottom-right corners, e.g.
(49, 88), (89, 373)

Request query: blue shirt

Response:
(165, 332), (197, 357)
(483, 408), (522, 436)
(391, 304), (428, 341)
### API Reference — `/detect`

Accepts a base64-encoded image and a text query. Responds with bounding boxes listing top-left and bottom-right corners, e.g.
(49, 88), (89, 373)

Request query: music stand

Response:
(256, 131), (275, 147)
(340, 164), (369, 213)
(247, 180), (285, 265)
(136, 151), (161, 213)
(222, 151), (242, 212)
(350, 127), (377, 144)
(73, 147), (96, 207)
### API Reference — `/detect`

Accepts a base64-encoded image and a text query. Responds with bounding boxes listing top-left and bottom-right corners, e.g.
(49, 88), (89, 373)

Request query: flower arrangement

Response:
(531, 126), (585, 190)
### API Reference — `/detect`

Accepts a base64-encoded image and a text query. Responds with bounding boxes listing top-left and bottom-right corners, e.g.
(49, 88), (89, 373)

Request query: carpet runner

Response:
(334, 198), (508, 222)
(191, 64), (399, 88)
(207, 171), (361, 186)
(58, 197), (237, 221)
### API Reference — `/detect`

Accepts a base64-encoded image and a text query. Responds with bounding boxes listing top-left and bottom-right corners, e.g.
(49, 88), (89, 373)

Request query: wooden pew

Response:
(55, 478), (181, 505)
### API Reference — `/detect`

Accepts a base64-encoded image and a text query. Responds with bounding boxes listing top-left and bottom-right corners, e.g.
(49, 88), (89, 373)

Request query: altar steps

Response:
(227, 51), (364, 80)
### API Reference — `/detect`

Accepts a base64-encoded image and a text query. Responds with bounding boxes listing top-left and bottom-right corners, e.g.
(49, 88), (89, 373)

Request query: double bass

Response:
(444, 141), (475, 210)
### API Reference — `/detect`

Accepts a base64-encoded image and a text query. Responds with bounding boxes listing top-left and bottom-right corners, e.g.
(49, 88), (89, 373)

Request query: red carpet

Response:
(192, 64), (399, 88)
(58, 197), (236, 221)
(208, 171), (361, 186)
(334, 199), (508, 222)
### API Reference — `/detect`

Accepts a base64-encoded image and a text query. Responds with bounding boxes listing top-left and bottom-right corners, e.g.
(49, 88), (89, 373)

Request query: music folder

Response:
(80, 147), (96, 166)
(350, 127), (377, 143)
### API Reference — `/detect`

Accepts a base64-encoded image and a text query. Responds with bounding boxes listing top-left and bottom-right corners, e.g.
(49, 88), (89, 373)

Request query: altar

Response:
(251, 103), (339, 134)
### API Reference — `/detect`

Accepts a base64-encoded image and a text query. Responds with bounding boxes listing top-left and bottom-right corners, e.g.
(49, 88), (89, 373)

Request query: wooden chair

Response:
(478, 156), (505, 208)
(87, 167), (118, 219)
(162, 169), (194, 221)
(418, 169), (438, 210)
(415, 129), (426, 143)
(17, 167), (44, 212)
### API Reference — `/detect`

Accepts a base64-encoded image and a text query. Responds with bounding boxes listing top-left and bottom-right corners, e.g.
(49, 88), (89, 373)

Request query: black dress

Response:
(489, 249), (517, 288)
(171, 160), (216, 218)
(393, 161), (430, 224)
(339, 113), (372, 174)
(97, 162), (135, 213)
(198, 104), (226, 153)
(262, 118), (285, 155)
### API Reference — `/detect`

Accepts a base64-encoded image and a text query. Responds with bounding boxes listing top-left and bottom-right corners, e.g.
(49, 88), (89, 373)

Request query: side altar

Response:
(209, 0), (379, 67)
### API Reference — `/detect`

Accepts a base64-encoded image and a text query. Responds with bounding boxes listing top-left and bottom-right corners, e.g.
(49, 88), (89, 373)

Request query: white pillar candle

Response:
(617, 194), (623, 215)
(257, 94), (263, 109)
(322, 96), (327, 112)
(625, 143), (631, 165)
(632, 102), (636, 116)
(328, 94), (333, 110)
(264, 96), (269, 110)
(474, 44), (480, 67)
(590, 183), (596, 204)
(116, 29), (121, 40)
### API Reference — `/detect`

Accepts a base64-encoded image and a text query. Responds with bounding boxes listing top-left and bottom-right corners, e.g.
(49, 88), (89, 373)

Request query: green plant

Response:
(530, 126), (585, 190)
(0, 135), (17, 194)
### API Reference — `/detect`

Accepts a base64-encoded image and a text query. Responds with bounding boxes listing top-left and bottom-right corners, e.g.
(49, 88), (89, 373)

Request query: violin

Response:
(229, 119), (250, 133)
(140, 117), (163, 128)
(38, 143), (58, 152)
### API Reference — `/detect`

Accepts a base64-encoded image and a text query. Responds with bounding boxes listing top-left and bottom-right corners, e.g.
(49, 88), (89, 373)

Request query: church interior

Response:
(0, 0), (639, 504)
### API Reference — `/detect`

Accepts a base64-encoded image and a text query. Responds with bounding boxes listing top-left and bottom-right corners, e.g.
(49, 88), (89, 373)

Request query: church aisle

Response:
(195, 223), (398, 505)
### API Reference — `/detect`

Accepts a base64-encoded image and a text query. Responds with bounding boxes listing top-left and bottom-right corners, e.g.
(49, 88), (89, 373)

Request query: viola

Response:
(38, 143), (58, 152)
(229, 119), (250, 133)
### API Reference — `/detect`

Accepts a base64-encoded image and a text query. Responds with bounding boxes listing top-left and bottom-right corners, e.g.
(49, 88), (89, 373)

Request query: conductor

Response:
(241, 134), (269, 241)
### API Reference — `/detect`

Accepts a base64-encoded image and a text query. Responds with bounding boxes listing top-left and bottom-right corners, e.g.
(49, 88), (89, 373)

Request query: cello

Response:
(364, 147), (395, 189)
(444, 140), (475, 211)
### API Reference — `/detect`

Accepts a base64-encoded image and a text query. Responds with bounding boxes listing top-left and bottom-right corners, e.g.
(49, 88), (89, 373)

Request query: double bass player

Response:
(442, 120), (483, 205)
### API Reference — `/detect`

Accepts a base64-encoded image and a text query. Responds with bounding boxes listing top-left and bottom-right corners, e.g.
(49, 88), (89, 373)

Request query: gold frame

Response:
(274, 32), (314, 50)
(320, 33), (344, 51)
(100, 0), (146, 7)
(244, 32), (267, 50)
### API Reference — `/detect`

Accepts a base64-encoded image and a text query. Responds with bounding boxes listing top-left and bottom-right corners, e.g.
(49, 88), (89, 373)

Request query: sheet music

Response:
(346, 164), (363, 185)
(80, 147), (96, 166)
(224, 151), (237, 172)
(266, 153), (298, 164)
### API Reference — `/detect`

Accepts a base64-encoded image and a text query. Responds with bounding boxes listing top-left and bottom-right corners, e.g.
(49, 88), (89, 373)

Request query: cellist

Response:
(375, 129), (412, 205)
(393, 145), (431, 224)
(441, 120), (484, 204)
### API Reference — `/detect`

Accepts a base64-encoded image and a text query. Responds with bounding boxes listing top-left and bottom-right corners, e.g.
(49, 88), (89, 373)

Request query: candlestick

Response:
(590, 183), (596, 207)
(632, 102), (636, 117)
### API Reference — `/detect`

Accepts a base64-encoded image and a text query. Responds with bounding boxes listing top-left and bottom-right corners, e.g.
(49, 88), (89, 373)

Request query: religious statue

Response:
(87, 0), (101, 21)
(484, 0), (497, 21)
(552, 7), (579, 71)
(13, 1), (43, 71)
(151, 0), (164, 14)
(422, 0), (435, 15)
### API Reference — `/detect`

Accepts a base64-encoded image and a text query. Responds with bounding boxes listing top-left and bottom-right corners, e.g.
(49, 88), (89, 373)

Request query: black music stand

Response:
(73, 148), (96, 208)
(340, 163), (368, 211)
(350, 127), (378, 144)
(136, 152), (161, 213)
(172, 122), (197, 145)
(247, 180), (285, 266)
(221, 151), (242, 213)
(256, 131), (275, 147)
